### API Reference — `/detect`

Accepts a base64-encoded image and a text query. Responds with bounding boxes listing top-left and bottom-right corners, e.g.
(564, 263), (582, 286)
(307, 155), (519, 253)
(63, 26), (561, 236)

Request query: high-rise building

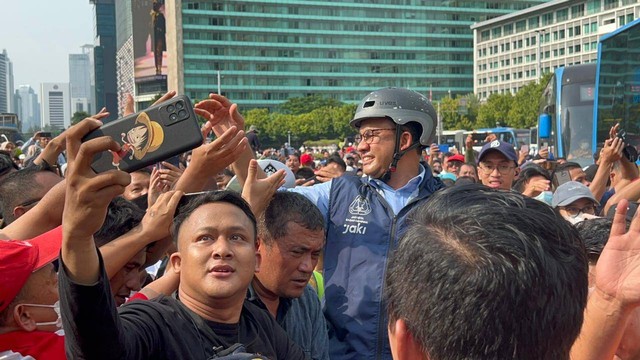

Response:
(40, 83), (71, 130)
(15, 85), (40, 133)
(115, 0), (168, 117)
(90, 0), (118, 121)
(472, 0), (639, 100)
(0, 49), (15, 113)
(165, 0), (546, 109)
(69, 46), (94, 114)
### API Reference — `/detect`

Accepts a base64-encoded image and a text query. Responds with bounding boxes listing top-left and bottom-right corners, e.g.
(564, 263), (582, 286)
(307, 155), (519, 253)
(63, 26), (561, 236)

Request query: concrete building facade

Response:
(472, 0), (639, 100)
(40, 83), (71, 130)
(0, 49), (15, 113)
(15, 85), (40, 133)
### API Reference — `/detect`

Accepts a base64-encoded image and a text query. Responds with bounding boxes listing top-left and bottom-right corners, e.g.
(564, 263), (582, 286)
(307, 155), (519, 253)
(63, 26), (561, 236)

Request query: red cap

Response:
(0, 226), (62, 312)
(300, 153), (314, 166)
(447, 154), (465, 163)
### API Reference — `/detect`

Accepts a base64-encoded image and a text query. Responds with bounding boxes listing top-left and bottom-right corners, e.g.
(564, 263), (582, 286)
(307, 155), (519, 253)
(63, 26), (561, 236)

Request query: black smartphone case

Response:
(82, 95), (202, 173)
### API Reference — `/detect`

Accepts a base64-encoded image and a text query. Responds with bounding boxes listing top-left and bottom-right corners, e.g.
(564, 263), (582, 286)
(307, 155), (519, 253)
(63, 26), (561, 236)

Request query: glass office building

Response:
(167, 0), (546, 109)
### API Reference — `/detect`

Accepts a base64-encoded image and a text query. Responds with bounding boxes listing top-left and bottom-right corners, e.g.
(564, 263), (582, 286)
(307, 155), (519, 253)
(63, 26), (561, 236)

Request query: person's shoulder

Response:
(118, 294), (184, 319)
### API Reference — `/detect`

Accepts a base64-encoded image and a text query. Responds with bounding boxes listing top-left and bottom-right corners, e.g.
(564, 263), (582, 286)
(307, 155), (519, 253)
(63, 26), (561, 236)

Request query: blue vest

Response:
(325, 174), (443, 360)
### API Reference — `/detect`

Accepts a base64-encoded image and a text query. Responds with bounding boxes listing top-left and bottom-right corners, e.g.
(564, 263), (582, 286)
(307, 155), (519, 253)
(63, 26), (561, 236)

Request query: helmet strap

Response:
(379, 124), (421, 183)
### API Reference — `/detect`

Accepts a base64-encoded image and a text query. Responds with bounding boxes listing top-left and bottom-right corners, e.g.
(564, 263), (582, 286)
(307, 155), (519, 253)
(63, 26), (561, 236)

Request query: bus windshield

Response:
(597, 18), (640, 161)
(562, 83), (594, 162)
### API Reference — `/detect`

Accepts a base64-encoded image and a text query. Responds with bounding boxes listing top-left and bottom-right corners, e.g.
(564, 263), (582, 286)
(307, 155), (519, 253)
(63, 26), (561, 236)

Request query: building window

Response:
(529, 16), (539, 29)
(572, 4), (585, 18)
(492, 27), (502, 38)
(588, 0), (601, 14)
(557, 8), (568, 22)
(604, 0), (618, 10)
(504, 23), (513, 35)
(516, 20), (526, 32)
(542, 12), (554, 26)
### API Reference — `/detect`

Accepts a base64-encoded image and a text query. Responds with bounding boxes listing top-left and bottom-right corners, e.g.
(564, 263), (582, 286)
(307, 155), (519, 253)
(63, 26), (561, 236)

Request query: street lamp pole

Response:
(287, 130), (291, 145)
(217, 70), (221, 95)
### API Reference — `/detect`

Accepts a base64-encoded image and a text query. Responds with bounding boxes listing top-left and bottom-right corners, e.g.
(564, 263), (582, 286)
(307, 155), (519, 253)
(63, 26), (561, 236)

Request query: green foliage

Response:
(477, 93), (514, 128)
(508, 80), (545, 129)
(244, 102), (356, 148)
(278, 94), (344, 115)
(71, 111), (91, 126)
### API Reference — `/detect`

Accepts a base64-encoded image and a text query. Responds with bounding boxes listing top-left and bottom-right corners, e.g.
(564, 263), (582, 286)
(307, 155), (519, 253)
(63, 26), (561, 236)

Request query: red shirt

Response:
(0, 330), (65, 360)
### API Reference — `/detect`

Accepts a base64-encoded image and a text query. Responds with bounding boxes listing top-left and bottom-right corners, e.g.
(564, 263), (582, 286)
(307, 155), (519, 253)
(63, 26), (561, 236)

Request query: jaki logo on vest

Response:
(349, 196), (371, 216)
(343, 196), (370, 235)
(342, 222), (367, 234)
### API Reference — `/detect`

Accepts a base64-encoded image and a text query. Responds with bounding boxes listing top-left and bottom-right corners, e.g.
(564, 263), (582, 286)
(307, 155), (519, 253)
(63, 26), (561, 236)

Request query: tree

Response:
(71, 111), (91, 126)
(278, 94), (343, 115)
(507, 73), (553, 129)
(477, 93), (514, 128)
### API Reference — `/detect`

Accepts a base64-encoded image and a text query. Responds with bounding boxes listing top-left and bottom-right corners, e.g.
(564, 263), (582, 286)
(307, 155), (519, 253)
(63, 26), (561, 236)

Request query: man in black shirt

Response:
(58, 118), (306, 359)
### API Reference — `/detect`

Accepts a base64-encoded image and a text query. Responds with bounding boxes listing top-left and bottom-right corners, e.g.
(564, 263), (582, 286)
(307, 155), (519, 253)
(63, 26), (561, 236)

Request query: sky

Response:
(1, 1), (95, 96)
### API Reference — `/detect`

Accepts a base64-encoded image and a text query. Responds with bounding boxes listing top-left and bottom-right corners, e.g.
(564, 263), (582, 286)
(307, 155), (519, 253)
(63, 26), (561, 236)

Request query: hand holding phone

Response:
(82, 95), (203, 173)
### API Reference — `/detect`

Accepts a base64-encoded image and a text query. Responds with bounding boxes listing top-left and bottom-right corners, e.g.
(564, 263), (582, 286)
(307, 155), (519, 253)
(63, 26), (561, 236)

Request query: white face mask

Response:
(23, 300), (62, 329)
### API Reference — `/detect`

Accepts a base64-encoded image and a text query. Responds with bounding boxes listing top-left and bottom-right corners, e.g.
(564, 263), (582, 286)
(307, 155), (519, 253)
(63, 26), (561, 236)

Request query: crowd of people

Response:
(1, 87), (640, 360)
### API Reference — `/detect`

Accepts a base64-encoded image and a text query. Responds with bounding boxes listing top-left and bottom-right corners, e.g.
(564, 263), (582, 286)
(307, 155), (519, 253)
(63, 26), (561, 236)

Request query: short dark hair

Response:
(94, 197), (146, 247)
(325, 155), (346, 172)
(259, 192), (324, 246)
(574, 217), (613, 265)
(386, 183), (588, 360)
(401, 122), (424, 153)
(0, 167), (58, 225)
(172, 191), (257, 244)
(453, 176), (475, 185)
(512, 164), (551, 193)
(555, 162), (582, 173)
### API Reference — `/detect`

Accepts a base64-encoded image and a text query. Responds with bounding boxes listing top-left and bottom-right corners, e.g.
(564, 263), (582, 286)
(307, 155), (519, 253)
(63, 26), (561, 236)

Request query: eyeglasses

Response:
(478, 163), (516, 175)
(561, 204), (596, 218)
(354, 128), (396, 145)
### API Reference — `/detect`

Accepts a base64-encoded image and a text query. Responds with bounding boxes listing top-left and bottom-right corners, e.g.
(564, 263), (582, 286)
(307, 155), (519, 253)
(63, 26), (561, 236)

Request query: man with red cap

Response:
(441, 153), (464, 178)
(0, 227), (65, 360)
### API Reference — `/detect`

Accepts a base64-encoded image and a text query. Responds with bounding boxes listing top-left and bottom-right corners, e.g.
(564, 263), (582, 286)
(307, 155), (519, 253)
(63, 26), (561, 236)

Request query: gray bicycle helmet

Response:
(350, 87), (437, 146)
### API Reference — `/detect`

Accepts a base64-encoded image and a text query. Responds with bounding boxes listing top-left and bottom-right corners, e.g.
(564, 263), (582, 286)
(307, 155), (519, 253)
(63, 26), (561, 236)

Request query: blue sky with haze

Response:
(1, 1), (94, 96)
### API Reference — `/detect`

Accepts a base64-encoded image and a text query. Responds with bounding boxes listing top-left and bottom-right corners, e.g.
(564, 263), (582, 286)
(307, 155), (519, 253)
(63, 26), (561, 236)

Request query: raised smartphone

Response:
(82, 95), (203, 173)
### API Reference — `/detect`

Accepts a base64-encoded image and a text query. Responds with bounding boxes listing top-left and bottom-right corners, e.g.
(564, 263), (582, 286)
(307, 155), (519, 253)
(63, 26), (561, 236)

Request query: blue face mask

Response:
(534, 191), (553, 206)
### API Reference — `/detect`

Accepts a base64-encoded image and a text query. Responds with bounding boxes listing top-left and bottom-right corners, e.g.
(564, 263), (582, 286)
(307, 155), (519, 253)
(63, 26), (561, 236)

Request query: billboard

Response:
(133, 0), (168, 85)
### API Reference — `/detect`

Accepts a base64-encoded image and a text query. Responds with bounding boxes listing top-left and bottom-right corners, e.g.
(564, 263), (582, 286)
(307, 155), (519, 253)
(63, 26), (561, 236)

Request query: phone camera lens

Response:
(169, 113), (178, 121)
(175, 102), (184, 110)
(178, 109), (188, 118)
(167, 105), (176, 113)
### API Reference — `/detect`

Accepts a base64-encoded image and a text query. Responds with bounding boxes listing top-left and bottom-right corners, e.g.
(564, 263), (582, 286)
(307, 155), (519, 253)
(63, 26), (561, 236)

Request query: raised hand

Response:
(62, 117), (131, 284)
(595, 200), (640, 308)
(194, 94), (246, 137)
(140, 190), (183, 242)
(242, 159), (285, 216)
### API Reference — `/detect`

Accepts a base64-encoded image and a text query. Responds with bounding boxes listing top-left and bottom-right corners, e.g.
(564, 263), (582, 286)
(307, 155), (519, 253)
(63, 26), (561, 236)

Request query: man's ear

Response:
(12, 206), (28, 220)
(399, 131), (413, 151)
(170, 252), (182, 274)
(388, 318), (429, 360)
(254, 248), (262, 273)
(514, 165), (520, 179)
(13, 304), (37, 332)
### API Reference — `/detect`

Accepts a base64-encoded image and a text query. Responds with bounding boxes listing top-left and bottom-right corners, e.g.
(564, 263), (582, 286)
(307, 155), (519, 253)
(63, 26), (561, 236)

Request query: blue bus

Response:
(539, 17), (640, 167)
(538, 63), (597, 166)
(593, 17), (640, 162)
(465, 127), (530, 153)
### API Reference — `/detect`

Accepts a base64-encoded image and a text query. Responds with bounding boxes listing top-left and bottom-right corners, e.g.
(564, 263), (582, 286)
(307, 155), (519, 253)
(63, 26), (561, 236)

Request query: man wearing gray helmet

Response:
(195, 88), (444, 360)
